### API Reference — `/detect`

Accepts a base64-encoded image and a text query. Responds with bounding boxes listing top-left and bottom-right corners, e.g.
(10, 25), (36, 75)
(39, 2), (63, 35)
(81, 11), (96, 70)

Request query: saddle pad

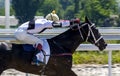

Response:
(23, 44), (35, 51)
(23, 39), (50, 64)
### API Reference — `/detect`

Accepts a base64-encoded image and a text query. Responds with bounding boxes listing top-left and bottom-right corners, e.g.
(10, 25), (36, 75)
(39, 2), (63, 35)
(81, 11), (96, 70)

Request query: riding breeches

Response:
(14, 29), (43, 46)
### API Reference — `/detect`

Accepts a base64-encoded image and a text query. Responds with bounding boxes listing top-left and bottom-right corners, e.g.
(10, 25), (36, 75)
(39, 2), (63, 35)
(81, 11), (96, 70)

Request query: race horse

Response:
(0, 17), (107, 76)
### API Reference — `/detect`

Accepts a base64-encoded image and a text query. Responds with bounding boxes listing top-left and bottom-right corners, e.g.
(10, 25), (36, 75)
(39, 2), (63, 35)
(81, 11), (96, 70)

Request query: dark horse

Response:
(0, 17), (107, 76)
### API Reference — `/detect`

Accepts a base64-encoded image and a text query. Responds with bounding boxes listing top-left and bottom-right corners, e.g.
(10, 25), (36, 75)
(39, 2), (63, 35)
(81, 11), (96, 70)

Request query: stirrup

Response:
(31, 56), (45, 66)
(31, 50), (45, 66)
(31, 60), (45, 66)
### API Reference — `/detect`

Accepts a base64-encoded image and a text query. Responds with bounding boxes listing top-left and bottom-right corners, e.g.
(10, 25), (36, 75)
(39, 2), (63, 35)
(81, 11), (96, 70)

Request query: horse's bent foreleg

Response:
(0, 68), (6, 75)
(54, 56), (77, 76)
(0, 64), (8, 75)
(56, 68), (77, 76)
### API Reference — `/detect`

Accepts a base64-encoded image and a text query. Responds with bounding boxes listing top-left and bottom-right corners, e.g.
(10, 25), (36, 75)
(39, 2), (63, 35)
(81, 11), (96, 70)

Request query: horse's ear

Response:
(85, 16), (92, 24)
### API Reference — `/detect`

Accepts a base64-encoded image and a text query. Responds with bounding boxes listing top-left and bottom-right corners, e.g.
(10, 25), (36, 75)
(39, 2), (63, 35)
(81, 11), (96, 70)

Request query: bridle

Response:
(43, 23), (103, 59)
(73, 23), (103, 44)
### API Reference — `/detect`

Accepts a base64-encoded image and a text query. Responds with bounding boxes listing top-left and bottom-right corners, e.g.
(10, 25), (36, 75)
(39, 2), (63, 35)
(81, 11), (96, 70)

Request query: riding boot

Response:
(31, 50), (45, 66)
(31, 44), (45, 66)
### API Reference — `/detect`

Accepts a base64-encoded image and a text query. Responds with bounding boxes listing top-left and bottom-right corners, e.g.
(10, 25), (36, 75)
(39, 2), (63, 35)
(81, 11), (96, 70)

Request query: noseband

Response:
(74, 23), (103, 44)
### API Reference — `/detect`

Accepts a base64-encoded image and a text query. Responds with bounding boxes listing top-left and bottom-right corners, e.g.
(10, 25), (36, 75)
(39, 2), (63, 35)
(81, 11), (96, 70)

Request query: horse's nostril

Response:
(105, 44), (107, 47)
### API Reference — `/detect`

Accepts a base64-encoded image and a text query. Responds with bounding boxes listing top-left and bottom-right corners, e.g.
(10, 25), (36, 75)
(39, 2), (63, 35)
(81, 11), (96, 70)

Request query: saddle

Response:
(22, 44), (35, 51)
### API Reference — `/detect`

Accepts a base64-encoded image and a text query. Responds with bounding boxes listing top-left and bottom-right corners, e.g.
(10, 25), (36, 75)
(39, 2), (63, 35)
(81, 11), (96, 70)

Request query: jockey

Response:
(14, 10), (80, 66)
(45, 10), (59, 22)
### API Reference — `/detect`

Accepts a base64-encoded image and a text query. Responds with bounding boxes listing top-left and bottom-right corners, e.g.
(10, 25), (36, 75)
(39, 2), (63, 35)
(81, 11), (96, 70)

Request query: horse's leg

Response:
(0, 64), (8, 75)
(0, 68), (6, 75)
(63, 69), (77, 76)
(55, 67), (77, 76)
(55, 56), (77, 76)
(43, 65), (58, 76)
(0, 71), (3, 75)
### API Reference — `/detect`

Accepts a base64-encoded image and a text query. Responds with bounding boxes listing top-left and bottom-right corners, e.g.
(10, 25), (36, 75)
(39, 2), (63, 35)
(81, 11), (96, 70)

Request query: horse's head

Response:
(70, 16), (107, 51)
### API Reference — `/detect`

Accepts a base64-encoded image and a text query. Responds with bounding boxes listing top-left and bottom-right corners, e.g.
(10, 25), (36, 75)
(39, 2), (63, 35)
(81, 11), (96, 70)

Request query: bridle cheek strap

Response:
(77, 23), (89, 41)
(87, 24), (103, 44)
(77, 24), (84, 40)
(76, 23), (103, 44)
(95, 36), (103, 44)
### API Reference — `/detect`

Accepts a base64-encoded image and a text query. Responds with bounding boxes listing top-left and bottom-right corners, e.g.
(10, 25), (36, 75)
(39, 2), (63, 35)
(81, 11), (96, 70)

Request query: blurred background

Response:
(0, 0), (120, 28)
(1, 0), (120, 76)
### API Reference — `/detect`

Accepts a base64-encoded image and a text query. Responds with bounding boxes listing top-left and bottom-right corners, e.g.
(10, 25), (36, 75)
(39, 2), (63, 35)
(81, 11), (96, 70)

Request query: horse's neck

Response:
(52, 29), (84, 52)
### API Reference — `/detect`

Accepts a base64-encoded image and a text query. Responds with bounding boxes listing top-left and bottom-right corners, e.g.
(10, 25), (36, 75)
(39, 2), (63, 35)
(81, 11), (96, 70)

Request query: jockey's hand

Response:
(70, 18), (80, 26)
(70, 18), (80, 30)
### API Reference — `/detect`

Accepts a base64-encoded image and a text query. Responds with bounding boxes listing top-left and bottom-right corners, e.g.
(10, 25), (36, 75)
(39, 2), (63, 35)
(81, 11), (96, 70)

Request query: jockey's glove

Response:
(70, 18), (80, 26)
(70, 18), (80, 30)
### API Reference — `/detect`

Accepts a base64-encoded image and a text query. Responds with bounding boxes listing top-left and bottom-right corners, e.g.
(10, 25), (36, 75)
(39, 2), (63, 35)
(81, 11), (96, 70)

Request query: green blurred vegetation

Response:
(73, 51), (120, 64)
(12, 0), (44, 24)
(73, 40), (120, 64)
(0, 0), (119, 26)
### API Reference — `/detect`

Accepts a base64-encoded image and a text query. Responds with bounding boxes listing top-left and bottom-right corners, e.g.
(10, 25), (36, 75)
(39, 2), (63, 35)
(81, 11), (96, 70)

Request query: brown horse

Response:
(0, 17), (107, 76)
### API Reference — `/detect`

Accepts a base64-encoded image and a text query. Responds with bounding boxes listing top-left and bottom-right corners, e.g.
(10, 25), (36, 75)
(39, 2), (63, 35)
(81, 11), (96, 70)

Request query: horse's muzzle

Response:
(99, 43), (107, 51)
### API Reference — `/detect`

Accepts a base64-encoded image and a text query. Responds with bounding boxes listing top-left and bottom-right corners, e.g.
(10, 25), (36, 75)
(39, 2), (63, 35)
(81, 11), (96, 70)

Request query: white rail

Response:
(0, 28), (120, 41)
(77, 44), (120, 50)
(0, 28), (119, 76)
(77, 44), (119, 76)
(1, 28), (120, 34)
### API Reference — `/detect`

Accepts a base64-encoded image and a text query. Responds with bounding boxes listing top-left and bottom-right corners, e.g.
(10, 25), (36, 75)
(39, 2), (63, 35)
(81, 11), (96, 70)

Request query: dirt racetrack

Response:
(1, 64), (120, 76)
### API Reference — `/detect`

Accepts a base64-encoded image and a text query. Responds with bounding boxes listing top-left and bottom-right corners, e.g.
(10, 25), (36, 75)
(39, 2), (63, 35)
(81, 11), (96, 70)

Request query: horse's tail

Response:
(0, 42), (12, 57)
(0, 42), (11, 50)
